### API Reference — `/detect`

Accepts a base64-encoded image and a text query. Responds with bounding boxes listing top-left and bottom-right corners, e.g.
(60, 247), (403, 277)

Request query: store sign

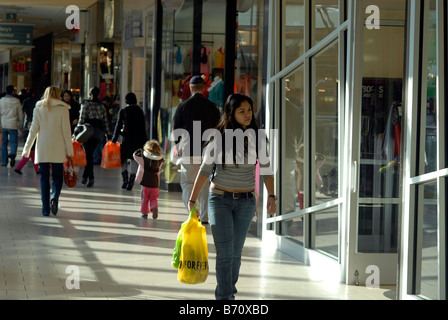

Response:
(0, 24), (33, 46)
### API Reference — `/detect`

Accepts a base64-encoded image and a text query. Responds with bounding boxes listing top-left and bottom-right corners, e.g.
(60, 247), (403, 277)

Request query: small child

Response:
(133, 139), (165, 219)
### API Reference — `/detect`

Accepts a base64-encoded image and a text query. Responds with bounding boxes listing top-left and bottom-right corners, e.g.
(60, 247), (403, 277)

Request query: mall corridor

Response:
(0, 152), (395, 300)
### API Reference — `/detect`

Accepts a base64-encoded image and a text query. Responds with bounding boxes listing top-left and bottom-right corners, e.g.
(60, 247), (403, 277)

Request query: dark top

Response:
(68, 100), (81, 133)
(112, 104), (148, 161)
(173, 93), (220, 157)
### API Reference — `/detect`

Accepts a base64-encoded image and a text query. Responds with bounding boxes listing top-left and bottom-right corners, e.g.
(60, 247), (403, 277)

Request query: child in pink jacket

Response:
(133, 140), (165, 219)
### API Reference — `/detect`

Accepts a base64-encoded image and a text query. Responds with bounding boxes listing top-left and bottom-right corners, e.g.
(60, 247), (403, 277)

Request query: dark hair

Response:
(89, 87), (100, 101)
(215, 93), (261, 167)
(217, 93), (258, 132)
(125, 92), (137, 105)
(6, 85), (15, 94)
(62, 90), (73, 99)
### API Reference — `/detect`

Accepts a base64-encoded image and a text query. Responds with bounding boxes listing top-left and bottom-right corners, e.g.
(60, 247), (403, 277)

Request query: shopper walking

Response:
(173, 75), (221, 223)
(15, 90), (39, 175)
(0, 85), (23, 167)
(111, 92), (147, 191)
(187, 93), (277, 300)
(133, 139), (165, 219)
(76, 87), (111, 187)
(22, 86), (74, 216)
(62, 89), (81, 134)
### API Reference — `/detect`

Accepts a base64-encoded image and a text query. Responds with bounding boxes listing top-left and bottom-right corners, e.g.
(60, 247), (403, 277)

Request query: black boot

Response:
(121, 170), (129, 189)
(127, 173), (136, 191)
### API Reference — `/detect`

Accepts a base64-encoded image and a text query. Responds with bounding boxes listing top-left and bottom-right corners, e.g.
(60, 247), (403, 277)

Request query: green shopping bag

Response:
(171, 207), (209, 284)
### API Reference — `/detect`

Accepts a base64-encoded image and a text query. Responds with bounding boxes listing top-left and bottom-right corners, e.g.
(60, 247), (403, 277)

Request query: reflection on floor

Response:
(0, 158), (395, 300)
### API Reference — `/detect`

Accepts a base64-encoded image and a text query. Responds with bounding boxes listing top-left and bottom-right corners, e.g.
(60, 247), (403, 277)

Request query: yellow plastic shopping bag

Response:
(173, 207), (209, 284)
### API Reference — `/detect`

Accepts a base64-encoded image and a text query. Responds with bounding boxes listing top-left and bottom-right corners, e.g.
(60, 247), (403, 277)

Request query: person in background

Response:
(62, 90), (81, 134)
(22, 86), (74, 216)
(76, 87), (111, 187)
(133, 139), (165, 219)
(172, 75), (221, 224)
(0, 85), (23, 167)
(111, 92), (147, 191)
(187, 93), (277, 300)
(15, 89), (39, 175)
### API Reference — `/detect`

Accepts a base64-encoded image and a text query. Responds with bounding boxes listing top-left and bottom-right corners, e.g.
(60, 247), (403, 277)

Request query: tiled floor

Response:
(0, 152), (396, 300)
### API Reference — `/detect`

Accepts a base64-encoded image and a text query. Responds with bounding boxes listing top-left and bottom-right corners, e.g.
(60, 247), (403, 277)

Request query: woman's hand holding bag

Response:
(173, 207), (209, 284)
(63, 156), (78, 189)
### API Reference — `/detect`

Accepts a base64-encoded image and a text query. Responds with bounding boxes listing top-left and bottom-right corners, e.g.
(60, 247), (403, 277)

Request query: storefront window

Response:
(311, 206), (338, 257)
(160, 8), (180, 186)
(282, 0), (305, 68)
(312, 0), (339, 46)
(312, 41), (339, 205)
(236, 0), (265, 116)
(281, 66), (304, 243)
(357, 2), (406, 253)
(202, 0), (226, 109)
(424, 2), (437, 174)
(418, 181), (439, 300)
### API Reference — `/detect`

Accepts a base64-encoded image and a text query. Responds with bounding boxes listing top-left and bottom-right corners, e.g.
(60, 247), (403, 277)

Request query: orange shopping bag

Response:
(72, 140), (87, 167)
(101, 141), (122, 169)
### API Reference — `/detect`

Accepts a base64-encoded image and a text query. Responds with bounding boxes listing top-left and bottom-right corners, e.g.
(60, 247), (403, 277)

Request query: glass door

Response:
(346, 0), (407, 286)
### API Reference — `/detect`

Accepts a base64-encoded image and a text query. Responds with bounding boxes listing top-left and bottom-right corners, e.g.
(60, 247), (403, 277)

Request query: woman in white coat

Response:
(22, 86), (74, 216)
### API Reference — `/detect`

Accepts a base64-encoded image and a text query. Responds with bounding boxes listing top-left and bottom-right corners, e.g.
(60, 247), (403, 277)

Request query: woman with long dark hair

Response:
(188, 93), (277, 300)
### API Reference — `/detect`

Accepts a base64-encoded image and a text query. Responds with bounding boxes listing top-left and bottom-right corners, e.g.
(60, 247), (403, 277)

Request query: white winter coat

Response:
(0, 94), (23, 130)
(22, 98), (74, 164)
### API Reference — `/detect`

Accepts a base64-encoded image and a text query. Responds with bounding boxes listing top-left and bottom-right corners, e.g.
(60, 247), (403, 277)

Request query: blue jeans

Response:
(39, 163), (63, 215)
(208, 192), (256, 300)
(1, 129), (18, 165)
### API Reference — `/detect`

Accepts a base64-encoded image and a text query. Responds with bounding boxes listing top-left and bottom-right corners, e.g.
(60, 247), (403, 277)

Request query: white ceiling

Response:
(0, 1), (98, 40)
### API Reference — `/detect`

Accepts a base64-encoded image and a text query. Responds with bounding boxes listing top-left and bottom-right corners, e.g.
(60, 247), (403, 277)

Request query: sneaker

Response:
(81, 177), (88, 185)
(141, 214), (148, 219)
(14, 168), (22, 175)
(50, 198), (58, 216)
(87, 179), (94, 187)
(151, 206), (158, 220)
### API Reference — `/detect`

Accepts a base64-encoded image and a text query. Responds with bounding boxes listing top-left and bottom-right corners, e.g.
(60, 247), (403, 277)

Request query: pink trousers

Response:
(141, 187), (159, 214)
(16, 150), (39, 173)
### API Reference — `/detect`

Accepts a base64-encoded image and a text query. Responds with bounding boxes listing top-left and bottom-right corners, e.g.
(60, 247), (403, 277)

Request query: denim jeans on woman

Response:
(208, 192), (256, 300)
(39, 163), (63, 215)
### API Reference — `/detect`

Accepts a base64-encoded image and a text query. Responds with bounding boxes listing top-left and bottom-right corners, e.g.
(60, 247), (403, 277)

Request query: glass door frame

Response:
(398, 0), (447, 300)
(263, 0), (349, 276)
(344, 0), (407, 286)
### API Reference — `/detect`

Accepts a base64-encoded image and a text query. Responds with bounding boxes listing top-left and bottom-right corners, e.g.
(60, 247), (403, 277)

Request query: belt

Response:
(210, 187), (254, 199)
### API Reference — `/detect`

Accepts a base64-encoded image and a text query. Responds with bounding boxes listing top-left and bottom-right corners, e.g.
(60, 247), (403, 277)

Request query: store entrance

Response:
(347, 0), (407, 285)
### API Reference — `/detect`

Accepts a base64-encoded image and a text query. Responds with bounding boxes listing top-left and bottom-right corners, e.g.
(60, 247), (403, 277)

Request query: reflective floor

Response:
(0, 151), (395, 300)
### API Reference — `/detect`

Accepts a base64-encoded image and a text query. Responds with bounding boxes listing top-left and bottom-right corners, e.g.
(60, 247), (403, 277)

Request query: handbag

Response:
(63, 157), (78, 189)
(174, 207), (209, 284)
(74, 123), (94, 144)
